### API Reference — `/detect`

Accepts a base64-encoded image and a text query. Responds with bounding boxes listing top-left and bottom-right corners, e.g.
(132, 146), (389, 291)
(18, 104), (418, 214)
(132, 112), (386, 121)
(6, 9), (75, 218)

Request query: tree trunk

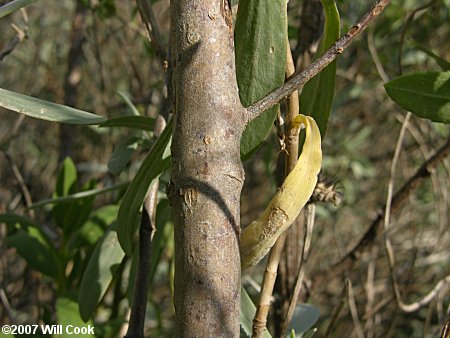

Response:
(169, 0), (245, 336)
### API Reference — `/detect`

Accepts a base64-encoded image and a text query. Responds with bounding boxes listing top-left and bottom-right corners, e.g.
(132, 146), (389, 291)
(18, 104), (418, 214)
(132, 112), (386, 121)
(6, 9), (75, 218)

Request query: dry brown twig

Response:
(321, 135), (450, 282)
(280, 203), (315, 337)
(136, 0), (167, 62)
(384, 115), (450, 313)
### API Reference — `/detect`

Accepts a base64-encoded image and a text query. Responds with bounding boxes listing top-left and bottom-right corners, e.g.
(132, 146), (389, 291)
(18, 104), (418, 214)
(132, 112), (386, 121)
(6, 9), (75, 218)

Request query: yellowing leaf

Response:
(240, 115), (322, 269)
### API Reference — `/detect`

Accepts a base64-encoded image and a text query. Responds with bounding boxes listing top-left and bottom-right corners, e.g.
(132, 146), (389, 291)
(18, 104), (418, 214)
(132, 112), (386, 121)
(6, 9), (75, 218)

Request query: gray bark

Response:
(168, 0), (246, 336)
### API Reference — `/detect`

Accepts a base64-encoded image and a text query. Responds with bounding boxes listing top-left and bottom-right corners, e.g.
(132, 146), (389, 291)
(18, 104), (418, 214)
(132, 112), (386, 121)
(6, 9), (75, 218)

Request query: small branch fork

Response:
(246, 0), (391, 122)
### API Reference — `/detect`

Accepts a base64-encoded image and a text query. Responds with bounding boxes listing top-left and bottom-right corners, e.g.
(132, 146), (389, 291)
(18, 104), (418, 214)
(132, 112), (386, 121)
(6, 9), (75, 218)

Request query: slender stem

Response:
(125, 117), (166, 338)
(252, 37), (299, 338)
(246, 0), (391, 122)
(125, 184), (159, 338)
(136, 0), (167, 62)
(280, 204), (315, 337)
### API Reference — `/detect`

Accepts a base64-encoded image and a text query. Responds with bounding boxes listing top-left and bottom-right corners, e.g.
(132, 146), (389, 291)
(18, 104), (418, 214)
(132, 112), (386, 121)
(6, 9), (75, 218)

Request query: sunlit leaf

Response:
(0, 88), (105, 124)
(300, 0), (340, 138)
(70, 204), (119, 249)
(235, 0), (287, 159)
(384, 71), (450, 124)
(117, 119), (172, 255)
(56, 297), (95, 334)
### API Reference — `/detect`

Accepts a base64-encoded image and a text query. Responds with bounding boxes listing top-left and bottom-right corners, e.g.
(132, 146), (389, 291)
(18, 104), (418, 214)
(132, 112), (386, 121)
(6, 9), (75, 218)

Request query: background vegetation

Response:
(0, 0), (449, 337)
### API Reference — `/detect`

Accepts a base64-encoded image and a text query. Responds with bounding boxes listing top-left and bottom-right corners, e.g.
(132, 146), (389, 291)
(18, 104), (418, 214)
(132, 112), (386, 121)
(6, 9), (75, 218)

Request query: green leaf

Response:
(116, 91), (141, 116)
(56, 297), (95, 335)
(0, 213), (36, 228)
(240, 285), (272, 338)
(78, 225), (125, 322)
(117, 119), (172, 255)
(99, 116), (155, 131)
(108, 137), (139, 176)
(149, 199), (173, 285)
(287, 304), (320, 337)
(28, 182), (128, 209)
(7, 226), (60, 278)
(53, 158), (78, 232)
(0, 88), (105, 124)
(70, 204), (119, 249)
(300, 0), (340, 138)
(0, 0), (38, 18)
(411, 40), (450, 71)
(384, 71), (450, 124)
(235, 0), (287, 159)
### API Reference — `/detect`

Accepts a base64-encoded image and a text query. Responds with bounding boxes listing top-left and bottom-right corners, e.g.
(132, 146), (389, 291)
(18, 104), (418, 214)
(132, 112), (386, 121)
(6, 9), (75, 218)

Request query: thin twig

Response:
(135, 0), (172, 119)
(125, 188), (158, 338)
(280, 203), (315, 337)
(324, 281), (349, 338)
(125, 117), (166, 338)
(0, 288), (14, 322)
(397, 0), (436, 75)
(364, 246), (379, 338)
(367, 27), (389, 83)
(246, 0), (391, 121)
(347, 279), (365, 338)
(2, 151), (35, 218)
(252, 37), (300, 338)
(0, 23), (28, 61)
(136, 0), (167, 62)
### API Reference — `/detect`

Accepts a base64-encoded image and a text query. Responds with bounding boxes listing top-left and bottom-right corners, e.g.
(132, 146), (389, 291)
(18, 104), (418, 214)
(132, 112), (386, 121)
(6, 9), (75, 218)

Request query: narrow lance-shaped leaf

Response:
(384, 71), (450, 124)
(108, 136), (140, 176)
(300, 0), (340, 138)
(7, 224), (60, 278)
(235, 0), (287, 159)
(240, 285), (272, 338)
(116, 91), (141, 116)
(0, 0), (38, 18)
(411, 40), (450, 71)
(99, 116), (155, 131)
(117, 119), (173, 255)
(0, 88), (105, 124)
(28, 182), (128, 209)
(78, 224), (125, 322)
(287, 304), (320, 336)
